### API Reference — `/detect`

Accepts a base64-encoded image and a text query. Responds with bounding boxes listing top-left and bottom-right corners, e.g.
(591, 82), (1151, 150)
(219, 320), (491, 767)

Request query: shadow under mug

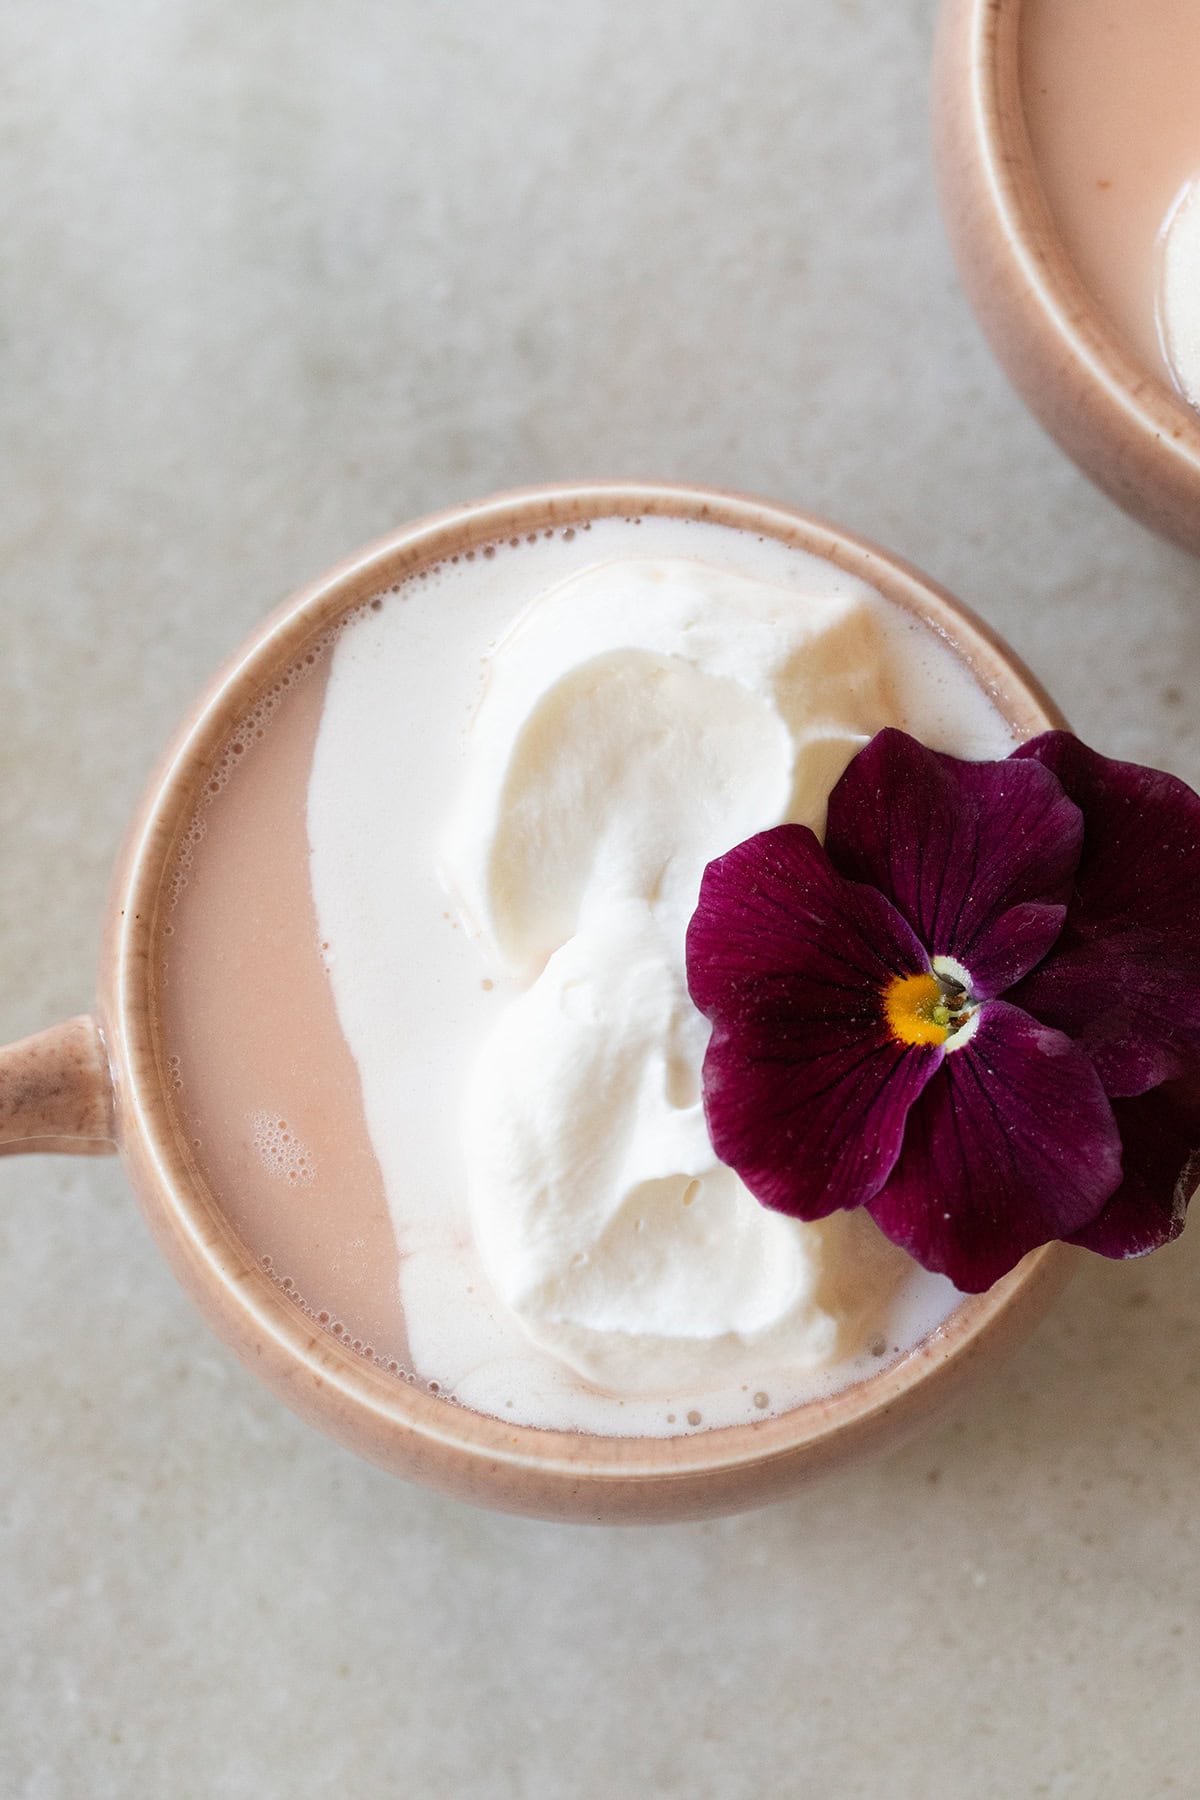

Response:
(934, 0), (1200, 557)
(0, 482), (1072, 1523)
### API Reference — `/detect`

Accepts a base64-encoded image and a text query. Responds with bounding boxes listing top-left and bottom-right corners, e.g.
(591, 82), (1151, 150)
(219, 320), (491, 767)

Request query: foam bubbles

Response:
(248, 1111), (316, 1186)
(255, 1253), (413, 1380)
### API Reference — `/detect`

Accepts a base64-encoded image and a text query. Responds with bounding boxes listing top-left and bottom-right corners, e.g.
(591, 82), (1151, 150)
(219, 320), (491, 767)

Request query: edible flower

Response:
(685, 729), (1200, 1292)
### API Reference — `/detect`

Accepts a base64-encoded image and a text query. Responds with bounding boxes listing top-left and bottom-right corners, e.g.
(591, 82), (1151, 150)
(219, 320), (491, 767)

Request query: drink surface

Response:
(158, 515), (1015, 1437)
(1020, 0), (1200, 393)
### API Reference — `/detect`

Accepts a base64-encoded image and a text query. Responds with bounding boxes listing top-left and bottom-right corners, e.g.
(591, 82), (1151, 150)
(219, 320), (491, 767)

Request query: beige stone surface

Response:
(4, 1), (1200, 1794)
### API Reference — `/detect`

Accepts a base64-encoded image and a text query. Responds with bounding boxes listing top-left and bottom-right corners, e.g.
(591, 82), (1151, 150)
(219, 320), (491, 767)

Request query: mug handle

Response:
(0, 1016), (116, 1156)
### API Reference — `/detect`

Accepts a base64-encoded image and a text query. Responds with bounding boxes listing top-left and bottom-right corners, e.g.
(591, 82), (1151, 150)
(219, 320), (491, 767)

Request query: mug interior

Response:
(99, 482), (1070, 1520)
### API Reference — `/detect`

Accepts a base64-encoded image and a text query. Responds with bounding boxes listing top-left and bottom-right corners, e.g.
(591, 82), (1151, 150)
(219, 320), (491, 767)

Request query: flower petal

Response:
(687, 823), (931, 1027)
(1067, 1083), (1200, 1258)
(1007, 942), (1191, 1097)
(1010, 732), (1200, 1095)
(824, 729), (1083, 997)
(866, 999), (1122, 1291)
(687, 824), (943, 1217)
(701, 1027), (943, 1221)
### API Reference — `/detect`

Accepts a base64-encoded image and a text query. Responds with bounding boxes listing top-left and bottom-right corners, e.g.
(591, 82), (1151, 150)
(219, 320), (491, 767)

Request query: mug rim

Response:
(945, 0), (1200, 490)
(98, 480), (1071, 1517)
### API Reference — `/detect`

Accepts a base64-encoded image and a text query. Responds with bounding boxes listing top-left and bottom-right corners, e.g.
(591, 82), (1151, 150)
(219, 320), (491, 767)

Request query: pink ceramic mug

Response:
(934, 0), (1200, 556)
(0, 482), (1070, 1523)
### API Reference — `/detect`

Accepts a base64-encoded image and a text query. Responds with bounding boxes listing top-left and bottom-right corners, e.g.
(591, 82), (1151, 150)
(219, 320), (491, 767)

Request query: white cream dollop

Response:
(1160, 175), (1200, 405)
(440, 555), (915, 1395)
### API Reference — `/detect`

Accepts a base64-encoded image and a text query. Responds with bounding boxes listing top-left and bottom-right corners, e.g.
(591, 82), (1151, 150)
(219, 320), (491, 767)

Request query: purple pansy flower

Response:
(685, 728), (1200, 1292)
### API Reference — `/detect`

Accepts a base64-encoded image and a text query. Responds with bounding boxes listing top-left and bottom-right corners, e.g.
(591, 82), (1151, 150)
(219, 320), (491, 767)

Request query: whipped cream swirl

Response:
(440, 555), (916, 1394)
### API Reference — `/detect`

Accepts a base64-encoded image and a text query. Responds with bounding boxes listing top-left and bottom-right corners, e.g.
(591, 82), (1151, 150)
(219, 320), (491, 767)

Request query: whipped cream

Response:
(441, 555), (918, 1395)
(309, 516), (1008, 1434)
(1159, 176), (1200, 404)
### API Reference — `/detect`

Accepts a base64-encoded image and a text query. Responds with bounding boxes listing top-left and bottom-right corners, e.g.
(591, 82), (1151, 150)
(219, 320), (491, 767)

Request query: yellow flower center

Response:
(882, 972), (954, 1047)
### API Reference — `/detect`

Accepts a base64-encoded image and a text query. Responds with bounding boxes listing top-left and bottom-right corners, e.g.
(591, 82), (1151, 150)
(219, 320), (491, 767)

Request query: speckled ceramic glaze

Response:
(935, 0), (1200, 555)
(0, 483), (1071, 1523)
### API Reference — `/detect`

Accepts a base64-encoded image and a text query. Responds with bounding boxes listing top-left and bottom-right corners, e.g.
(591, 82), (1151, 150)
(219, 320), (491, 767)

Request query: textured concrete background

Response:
(4, 2), (1200, 1795)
